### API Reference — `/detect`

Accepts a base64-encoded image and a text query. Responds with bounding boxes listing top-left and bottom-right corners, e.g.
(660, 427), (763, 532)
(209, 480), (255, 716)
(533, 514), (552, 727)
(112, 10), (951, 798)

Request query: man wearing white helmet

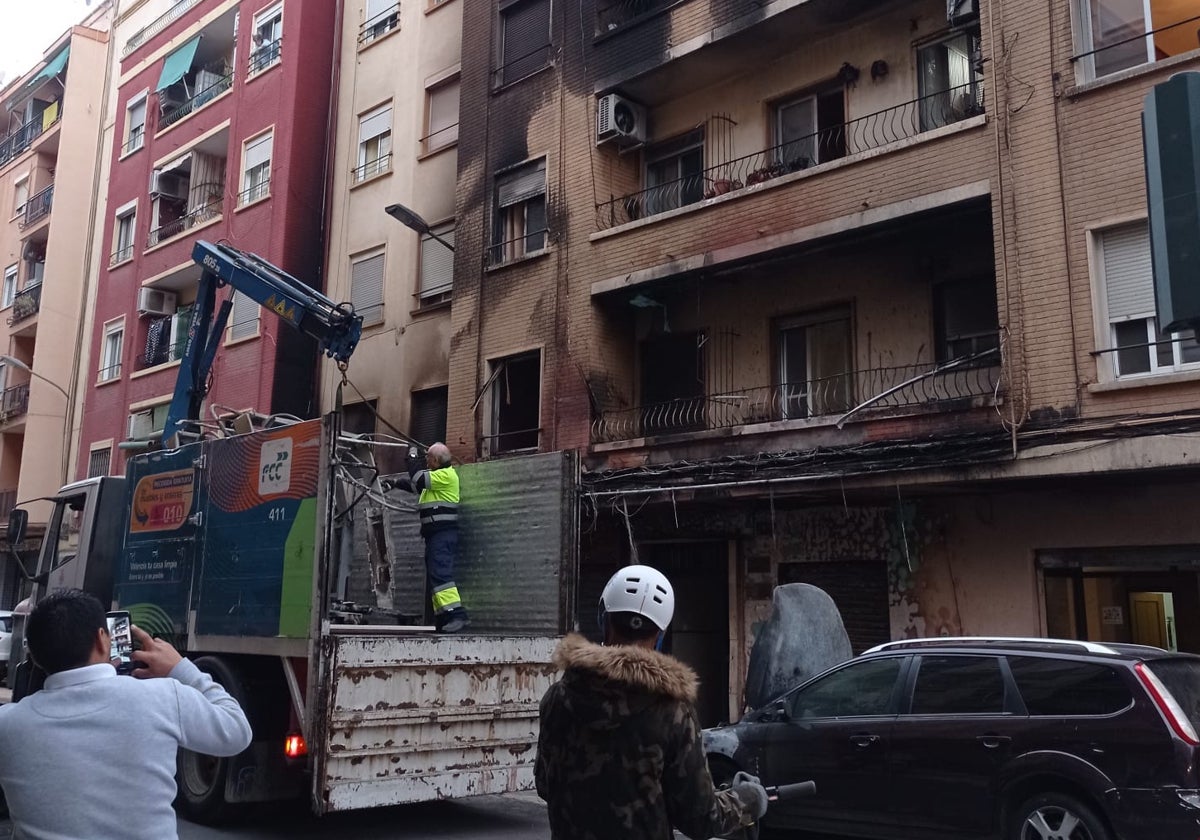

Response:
(535, 564), (768, 839)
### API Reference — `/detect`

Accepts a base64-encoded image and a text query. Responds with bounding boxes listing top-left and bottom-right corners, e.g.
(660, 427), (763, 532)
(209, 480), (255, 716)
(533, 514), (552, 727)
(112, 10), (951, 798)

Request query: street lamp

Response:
(0, 355), (68, 403)
(385, 203), (455, 252)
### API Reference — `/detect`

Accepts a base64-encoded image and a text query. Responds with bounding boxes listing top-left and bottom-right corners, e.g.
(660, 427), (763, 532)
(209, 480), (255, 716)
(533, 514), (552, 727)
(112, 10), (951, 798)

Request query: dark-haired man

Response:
(0, 589), (251, 840)
(535, 564), (767, 839)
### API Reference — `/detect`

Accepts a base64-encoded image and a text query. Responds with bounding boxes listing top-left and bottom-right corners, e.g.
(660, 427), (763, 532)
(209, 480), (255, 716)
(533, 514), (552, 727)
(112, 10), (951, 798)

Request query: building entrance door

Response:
(1129, 591), (1177, 650)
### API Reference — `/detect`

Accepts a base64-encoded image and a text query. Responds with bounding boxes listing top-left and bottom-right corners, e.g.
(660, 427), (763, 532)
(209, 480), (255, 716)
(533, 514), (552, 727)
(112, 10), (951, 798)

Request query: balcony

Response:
(352, 153), (391, 184)
(247, 39), (282, 75)
(0, 384), (30, 423)
(359, 4), (400, 46)
(238, 180), (270, 207)
(18, 184), (53, 230)
(592, 352), (1001, 444)
(7, 284), (41, 327)
(0, 103), (61, 169)
(147, 199), (221, 248)
(596, 81), (985, 230)
(122, 0), (202, 57)
(596, 0), (675, 34)
(158, 61), (233, 131)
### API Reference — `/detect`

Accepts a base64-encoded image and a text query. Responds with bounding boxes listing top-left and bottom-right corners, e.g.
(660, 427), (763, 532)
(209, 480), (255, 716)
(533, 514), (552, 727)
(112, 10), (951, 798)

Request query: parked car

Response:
(0, 610), (12, 680)
(704, 637), (1200, 840)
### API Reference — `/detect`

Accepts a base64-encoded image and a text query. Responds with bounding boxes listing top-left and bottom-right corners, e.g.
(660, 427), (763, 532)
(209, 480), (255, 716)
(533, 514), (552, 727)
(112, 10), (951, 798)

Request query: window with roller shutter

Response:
(424, 77), (459, 153)
(492, 158), (547, 265)
(410, 386), (448, 446)
(932, 277), (999, 364)
(355, 104), (392, 182)
(352, 252), (386, 326)
(419, 222), (454, 305)
(240, 130), (273, 205)
(497, 0), (551, 86)
(227, 292), (259, 342)
(1097, 220), (1200, 377)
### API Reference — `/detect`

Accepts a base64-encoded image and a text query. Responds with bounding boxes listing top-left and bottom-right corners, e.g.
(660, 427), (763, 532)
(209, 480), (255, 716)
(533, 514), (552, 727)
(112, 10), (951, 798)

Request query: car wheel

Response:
(175, 657), (244, 824)
(1010, 792), (1111, 840)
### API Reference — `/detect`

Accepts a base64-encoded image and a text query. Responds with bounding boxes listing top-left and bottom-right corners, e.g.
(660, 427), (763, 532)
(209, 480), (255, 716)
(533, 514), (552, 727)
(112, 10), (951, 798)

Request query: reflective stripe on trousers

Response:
(432, 582), (463, 614)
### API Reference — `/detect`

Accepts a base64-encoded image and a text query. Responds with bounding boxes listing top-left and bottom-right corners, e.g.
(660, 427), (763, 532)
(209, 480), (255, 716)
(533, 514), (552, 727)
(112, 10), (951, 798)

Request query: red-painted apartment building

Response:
(76, 0), (336, 477)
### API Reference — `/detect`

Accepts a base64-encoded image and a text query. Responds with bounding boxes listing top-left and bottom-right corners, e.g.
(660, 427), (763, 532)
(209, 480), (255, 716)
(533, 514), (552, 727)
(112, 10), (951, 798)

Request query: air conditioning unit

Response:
(137, 287), (177, 317)
(596, 93), (646, 147)
(947, 0), (979, 24)
(128, 409), (155, 441)
(150, 171), (186, 200)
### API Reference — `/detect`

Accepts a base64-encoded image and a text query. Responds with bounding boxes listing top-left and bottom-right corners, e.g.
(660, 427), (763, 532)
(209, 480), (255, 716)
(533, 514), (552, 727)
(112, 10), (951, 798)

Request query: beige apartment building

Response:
(450, 0), (1200, 723)
(0, 6), (114, 607)
(319, 0), (462, 461)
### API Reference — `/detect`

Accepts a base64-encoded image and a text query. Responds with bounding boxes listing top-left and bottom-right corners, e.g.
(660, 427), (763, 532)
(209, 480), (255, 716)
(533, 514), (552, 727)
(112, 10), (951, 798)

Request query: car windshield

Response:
(1147, 658), (1200, 731)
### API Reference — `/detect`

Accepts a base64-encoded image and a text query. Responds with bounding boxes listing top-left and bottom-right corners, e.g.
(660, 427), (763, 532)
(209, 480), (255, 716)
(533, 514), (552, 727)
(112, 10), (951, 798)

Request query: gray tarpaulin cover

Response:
(744, 584), (853, 710)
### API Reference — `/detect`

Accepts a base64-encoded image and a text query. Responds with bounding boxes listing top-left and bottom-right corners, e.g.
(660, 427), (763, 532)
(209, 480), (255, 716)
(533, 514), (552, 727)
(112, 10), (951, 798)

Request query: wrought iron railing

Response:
(123, 0), (202, 57)
(421, 122), (458, 153)
(596, 81), (985, 229)
(98, 361), (122, 382)
(238, 180), (270, 205)
(159, 63), (233, 130)
(8, 284), (41, 326)
(591, 356), (1001, 443)
(352, 153), (391, 183)
(19, 184), (53, 229)
(359, 4), (400, 45)
(487, 228), (549, 267)
(110, 244), (134, 266)
(597, 0), (674, 33)
(0, 106), (61, 169)
(248, 39), (282, 74)
(147, 199), (222, 247)
(0, 384), (29, 420)
(122, 125), (145, 155)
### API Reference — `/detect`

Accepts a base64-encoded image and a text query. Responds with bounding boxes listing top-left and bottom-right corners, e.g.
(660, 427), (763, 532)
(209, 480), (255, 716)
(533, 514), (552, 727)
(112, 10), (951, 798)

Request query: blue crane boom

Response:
(161, 240), (363, 447)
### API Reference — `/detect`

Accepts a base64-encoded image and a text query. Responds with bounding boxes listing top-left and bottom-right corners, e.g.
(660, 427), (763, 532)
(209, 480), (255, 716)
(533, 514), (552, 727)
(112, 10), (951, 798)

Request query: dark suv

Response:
(703, 637), (1200, 840)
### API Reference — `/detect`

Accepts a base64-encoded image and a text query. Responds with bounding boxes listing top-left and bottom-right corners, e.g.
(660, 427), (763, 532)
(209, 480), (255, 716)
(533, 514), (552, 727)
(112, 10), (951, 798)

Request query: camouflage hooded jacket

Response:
(535, 634), (751, 840)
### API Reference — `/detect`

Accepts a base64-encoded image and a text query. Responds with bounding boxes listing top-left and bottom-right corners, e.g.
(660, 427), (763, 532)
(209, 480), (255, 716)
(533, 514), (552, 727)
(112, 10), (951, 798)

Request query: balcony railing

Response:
(591, 353), (1001, 443)
(487, 227), (550, 267)
(147, 199), (222, 247)
(19, 184), (53, 229)
(596, 81), (986, 229)
(1071, 12), (1200, 80)
(122, 0), (202, 57)
(109, 243), (134, 267)
(0, 105), (61, 169)
(0, 384), (30, 421)
(159, 63), (233, 130)
(7, 284), (42, 326)
(597, 0), (673, 33)
(238, 180), (270, 206)
(359, 4), (400, 45)
(352, 153), (391, 183)
(122, 125), (145, 155)
(248, 39), (282, 74)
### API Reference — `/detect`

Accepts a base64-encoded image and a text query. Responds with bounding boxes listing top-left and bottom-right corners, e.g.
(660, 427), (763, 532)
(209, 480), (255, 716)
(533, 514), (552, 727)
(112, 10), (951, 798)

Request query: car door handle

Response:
(976, 735), (1012, 749)
(849, 734), (880, 748)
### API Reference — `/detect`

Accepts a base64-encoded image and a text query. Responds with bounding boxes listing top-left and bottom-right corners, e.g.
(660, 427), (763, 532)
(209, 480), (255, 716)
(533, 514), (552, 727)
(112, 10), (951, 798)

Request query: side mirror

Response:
(6, 508), (27, 546)
(764, 698), (790, 723)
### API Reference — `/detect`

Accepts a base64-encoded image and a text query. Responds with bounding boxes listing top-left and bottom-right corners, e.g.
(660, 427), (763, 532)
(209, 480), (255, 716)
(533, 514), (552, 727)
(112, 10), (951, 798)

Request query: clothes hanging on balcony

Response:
(145, 317), (166, 364)
(187, 151), (226, 216)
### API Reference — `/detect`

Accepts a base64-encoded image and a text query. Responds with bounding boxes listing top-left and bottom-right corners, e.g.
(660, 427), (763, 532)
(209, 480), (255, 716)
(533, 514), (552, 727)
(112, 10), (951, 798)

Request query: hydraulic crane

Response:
(161, 240), (363, 447)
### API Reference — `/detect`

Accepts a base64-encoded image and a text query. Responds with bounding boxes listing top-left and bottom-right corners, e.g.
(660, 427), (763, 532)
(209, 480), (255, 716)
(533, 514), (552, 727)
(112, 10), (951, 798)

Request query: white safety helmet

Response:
(599, 564), (675, 632)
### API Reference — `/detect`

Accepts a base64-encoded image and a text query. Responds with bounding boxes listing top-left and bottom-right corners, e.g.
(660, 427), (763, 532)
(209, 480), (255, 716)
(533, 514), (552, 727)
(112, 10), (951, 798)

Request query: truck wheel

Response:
(175, 656), (244, 824)
(1009, 792), (1110, 840)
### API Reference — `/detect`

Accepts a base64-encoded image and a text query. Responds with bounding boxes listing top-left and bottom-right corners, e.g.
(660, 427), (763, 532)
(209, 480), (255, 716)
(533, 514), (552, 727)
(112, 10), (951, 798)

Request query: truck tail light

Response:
(284, 733), (307, 759)
(1136, 662), (1200, 746)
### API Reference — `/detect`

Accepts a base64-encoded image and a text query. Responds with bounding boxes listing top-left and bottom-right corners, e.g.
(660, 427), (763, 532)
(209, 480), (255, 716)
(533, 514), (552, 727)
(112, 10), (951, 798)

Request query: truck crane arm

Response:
(161, 240), (363, 447)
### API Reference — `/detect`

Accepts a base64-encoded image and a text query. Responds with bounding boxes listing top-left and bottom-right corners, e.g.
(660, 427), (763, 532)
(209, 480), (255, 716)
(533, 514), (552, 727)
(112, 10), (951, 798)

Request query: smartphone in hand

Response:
(105, 611), (135, 675)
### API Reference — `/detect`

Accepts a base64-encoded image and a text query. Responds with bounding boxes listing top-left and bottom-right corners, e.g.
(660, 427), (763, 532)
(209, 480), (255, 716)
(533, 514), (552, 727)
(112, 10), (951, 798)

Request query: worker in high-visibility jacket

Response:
(401, 442), (470, 633)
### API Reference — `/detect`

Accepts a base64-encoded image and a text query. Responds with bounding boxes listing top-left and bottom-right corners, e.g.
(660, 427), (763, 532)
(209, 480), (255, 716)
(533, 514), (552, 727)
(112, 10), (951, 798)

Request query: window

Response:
(910, 656), (1006, 715)
(424, 76), (460, 153)
(112, 206), (136, 265)
(778, 308), (853, 418)
(645, 130), (705, 216)
(228, 293), (258, 342)
(342, 399), (378, 436)
(128, 403), (170, 441)
(355, 104), (392, 182)
(487, 351), (541, 454)
(1076, 0), (1199, 80)
(774, 89), (845, 169)
(917, 30), (985, 130)
(1008, 657), (1132, 716)
(933, 278), (1000, 363)
(411, 386), (448, 446)
(99, 322), (124, 382)
(12, 176), (28, 218)
(1098, 221), (1200, 377)
(360, 0), (400, 45)
(492, 158), (547, 264)
(124, 93), (147, 154)
(498, 0), (551, 85)
(1, 265), (15, 309)
(351, 252), (385, 326)
(641, 332), (706, 435)
(419, 222), (455, 305)
(87, 446), (112, 478)
(249, 4), (283, 73)
(787, 658), (903, 719)
(240, 130), (273, 205)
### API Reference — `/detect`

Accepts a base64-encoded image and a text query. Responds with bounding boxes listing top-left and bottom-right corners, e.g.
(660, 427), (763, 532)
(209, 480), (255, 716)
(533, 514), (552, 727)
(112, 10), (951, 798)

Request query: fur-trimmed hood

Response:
(552, 633), (698, 704)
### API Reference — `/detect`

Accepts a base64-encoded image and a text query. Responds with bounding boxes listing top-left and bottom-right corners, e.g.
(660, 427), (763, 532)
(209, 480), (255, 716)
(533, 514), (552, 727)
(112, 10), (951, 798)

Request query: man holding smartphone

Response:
(0, 589), (252, 840)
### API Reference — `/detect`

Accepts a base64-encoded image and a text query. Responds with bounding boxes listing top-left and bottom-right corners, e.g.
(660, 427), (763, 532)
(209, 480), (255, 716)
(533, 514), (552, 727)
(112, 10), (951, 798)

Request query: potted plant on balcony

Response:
(703, 177), (742, 199)
(746, 162), (785, 185)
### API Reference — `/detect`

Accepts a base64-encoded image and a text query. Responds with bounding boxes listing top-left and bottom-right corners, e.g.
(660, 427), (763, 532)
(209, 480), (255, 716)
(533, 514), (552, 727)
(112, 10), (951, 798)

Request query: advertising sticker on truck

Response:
(130, 469), (195, 533)
(259, 437), (293, 496)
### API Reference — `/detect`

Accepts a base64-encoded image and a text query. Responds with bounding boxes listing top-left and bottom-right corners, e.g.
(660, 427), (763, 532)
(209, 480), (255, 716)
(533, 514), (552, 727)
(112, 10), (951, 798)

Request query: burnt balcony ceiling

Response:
(598, 0), (903, 107)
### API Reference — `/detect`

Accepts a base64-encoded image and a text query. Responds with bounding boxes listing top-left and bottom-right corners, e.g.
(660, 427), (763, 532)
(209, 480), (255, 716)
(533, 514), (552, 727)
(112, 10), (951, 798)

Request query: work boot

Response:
(439, 612), (470, 634)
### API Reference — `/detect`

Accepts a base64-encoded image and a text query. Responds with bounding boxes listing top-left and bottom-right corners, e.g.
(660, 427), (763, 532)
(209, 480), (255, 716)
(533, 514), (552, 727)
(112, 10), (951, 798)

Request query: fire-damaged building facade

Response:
(451, 0), (1200, 724)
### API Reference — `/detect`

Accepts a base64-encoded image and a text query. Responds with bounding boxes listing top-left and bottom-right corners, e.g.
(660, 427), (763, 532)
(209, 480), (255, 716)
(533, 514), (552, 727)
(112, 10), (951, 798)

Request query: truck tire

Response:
(175, 656), (244, 824)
